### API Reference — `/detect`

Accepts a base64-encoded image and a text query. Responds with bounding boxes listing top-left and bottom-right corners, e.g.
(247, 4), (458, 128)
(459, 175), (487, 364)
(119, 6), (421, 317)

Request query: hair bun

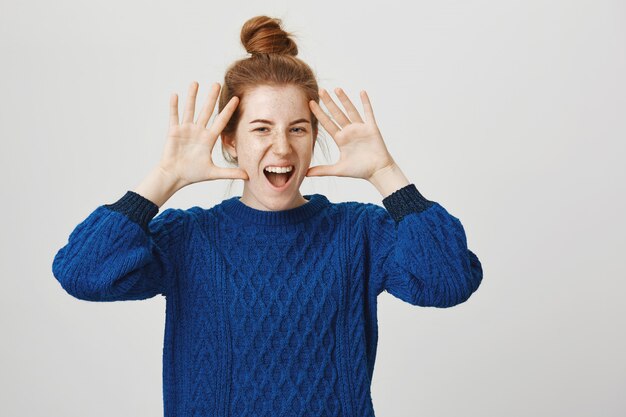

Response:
(240, 15), (298, 56)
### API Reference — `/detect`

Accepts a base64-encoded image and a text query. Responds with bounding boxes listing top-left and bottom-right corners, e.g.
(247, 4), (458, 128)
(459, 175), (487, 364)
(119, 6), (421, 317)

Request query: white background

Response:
(1, 0), (625, 416)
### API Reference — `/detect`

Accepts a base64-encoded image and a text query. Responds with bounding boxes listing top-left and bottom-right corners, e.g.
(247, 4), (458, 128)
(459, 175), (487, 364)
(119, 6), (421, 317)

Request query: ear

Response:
(222, 133), (238, 159)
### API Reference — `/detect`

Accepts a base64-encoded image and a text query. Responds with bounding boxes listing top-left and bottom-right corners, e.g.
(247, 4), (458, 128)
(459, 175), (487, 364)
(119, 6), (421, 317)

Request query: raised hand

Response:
(159, 81), (249, 187)
(306, 87), (396, 181)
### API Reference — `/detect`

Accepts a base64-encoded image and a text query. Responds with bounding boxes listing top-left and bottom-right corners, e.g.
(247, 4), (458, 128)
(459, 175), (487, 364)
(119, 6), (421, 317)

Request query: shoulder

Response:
(330, 199), (393, 233)
(336, 199), (389, 217)
(155, 206), (187, 218)
(175, 205), (224, 243)
(146, 207), (189, 244)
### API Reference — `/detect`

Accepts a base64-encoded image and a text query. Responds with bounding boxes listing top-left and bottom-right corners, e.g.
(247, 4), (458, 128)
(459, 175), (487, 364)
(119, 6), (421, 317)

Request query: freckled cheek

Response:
(241, 155), (270, 178)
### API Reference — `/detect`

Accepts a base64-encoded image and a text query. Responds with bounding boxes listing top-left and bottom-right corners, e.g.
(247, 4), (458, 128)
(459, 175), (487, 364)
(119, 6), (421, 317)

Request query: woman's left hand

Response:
(306, 87), (396, 181)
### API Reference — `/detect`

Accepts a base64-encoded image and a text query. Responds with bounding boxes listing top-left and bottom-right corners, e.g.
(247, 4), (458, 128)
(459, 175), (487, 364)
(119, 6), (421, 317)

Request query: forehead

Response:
(240, 85), (309, 118)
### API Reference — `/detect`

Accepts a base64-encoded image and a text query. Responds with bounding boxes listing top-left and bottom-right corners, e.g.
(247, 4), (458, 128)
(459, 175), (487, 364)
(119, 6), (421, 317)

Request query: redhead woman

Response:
(53, 15), (483, 417)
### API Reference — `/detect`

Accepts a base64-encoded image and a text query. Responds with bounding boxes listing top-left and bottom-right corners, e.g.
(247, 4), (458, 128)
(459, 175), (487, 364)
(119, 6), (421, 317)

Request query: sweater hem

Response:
(381, 183), (434, 223)
(103, 190), (159, 232)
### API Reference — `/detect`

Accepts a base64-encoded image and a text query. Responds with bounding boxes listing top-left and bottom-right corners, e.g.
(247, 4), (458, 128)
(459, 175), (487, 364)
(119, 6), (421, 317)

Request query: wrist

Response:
(133, 166), (183, 208)
(156, 165), (187, 190)
(368, 162), (411, 199)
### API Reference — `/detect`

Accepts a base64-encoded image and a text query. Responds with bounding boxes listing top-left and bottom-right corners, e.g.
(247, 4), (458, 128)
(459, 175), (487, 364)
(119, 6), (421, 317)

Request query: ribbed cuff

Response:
(103, 191), (159, 231)
(382, 183), (434, 223)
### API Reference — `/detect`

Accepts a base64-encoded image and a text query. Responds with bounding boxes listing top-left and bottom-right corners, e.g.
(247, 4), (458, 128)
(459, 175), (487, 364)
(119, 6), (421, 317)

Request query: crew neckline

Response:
(219, 193), (330, 226)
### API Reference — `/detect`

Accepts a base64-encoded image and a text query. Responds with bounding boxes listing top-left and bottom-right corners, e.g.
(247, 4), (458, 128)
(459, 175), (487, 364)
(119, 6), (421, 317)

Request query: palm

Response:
(330, 123), (391, 179)
(162, 124), (216, 185)
(307, 87), (395, 180)
(159, 81), (248, 187)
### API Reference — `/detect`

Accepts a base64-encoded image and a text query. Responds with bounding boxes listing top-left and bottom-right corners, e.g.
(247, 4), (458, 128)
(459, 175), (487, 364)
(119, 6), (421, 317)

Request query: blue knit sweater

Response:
(52, 183), (483, 417)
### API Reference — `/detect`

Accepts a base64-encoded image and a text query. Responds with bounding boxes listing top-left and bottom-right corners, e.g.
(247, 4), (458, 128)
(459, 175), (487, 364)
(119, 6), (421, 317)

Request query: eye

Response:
(253, 127), (307, 133)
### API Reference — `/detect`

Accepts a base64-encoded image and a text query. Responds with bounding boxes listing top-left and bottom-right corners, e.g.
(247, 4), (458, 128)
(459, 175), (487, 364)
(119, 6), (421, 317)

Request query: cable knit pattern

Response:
(52, 184), (483, 417)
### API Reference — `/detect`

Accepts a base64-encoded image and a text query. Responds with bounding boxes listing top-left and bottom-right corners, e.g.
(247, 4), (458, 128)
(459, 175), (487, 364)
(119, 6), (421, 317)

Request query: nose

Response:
(270, 130), (292, 156)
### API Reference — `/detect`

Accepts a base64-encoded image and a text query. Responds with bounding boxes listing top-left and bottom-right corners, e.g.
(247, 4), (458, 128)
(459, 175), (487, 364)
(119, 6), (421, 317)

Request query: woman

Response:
(52, 15), (483, 417)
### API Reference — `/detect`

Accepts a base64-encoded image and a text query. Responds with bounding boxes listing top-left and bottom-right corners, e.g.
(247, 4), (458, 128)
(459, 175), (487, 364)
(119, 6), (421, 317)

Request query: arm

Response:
(364, 183), (483, 308)
(52, 191), (185, 302)
(305, 86), (483, 306)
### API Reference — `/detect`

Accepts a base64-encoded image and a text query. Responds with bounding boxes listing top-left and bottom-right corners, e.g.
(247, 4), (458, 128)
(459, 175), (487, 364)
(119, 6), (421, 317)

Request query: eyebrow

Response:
(249, 118), (311, 125)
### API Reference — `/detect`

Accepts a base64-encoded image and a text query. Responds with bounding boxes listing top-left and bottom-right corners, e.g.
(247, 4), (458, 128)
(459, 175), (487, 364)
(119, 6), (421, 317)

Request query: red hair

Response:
(218, 15), (328, 166)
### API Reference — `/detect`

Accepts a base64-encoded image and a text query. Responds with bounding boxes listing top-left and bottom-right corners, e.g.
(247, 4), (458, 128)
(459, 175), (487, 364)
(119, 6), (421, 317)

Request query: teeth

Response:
(264, 165), (293, 174)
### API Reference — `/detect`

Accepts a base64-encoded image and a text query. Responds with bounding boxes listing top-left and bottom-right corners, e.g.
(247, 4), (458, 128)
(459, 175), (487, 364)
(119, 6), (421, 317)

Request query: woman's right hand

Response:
(158, 81), (248, 187)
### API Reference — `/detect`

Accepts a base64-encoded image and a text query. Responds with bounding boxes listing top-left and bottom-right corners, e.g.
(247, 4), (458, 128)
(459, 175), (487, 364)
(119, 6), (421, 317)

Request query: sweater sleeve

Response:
(52, 190), (185, 302)
(365, 183), (483, 307)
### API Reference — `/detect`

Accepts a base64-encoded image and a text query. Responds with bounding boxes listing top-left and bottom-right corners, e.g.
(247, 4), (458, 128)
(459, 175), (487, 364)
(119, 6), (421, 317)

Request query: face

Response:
(224, 84), (316, 211)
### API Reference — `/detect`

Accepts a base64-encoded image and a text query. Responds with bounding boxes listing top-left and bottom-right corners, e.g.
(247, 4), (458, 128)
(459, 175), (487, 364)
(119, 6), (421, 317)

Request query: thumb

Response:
(235, 168), (249, 180)
(213, 167), (249, 181)
(306, 164), (338, 177)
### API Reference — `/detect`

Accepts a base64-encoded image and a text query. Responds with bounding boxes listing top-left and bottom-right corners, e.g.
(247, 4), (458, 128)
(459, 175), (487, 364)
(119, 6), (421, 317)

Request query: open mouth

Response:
(263, 167), (295, 190)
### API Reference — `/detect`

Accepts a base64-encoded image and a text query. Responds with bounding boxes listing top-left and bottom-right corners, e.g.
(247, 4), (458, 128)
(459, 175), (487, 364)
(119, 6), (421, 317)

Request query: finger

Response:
(334, 87), (363, 123)
(309, 100), (341, 137)
(319, 88), (351, 128)
(196, 82), (221, 128)
(182, 81), (199, 124)
(169, 93), (179, 127)
(210, 96), (240, 137)
(360, 90), (376, 124)
(306, 164), (342, 177)
(212, 166), (249, 181)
